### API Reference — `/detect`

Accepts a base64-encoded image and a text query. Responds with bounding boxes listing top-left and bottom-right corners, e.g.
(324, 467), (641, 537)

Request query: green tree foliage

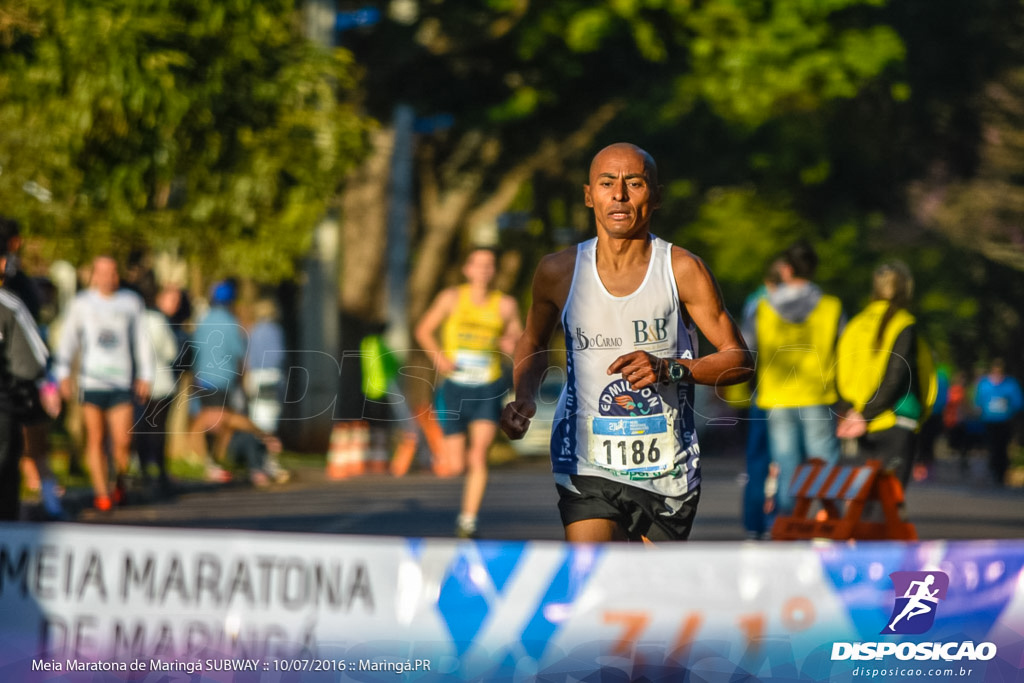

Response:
(685, 187), (808, 303)
(642, 0), (1024, 370)
(812, 0), (1024, 370)
(390, 0), (1024, 370)
(5, 0), (1022, 371)
(346, 0), (905, 319)
(0, 0), (369, 281)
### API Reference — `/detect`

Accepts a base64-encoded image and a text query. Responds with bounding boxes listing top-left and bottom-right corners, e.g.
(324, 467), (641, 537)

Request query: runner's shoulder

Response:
(668, 244), (706, 271)
(434, 286), (461, 306)
(533, 247), (577, 302)
(536, 246), (577, 279)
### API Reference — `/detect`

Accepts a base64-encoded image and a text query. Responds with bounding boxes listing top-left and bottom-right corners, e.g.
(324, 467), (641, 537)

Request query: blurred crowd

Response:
(735, 241), (1023, 541)
(1, 216), (292, 521)
(923, 360), (1024, 487)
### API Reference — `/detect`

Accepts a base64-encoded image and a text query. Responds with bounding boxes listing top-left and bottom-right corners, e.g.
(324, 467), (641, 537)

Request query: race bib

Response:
(450, 350), (493, 385)
(95, 364), (125, 380)
(587, 414), (676, 476)
(987, 396), (1009, 416)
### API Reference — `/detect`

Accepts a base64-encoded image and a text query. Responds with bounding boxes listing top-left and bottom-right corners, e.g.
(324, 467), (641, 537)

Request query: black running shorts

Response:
(556, 474), (701, 542)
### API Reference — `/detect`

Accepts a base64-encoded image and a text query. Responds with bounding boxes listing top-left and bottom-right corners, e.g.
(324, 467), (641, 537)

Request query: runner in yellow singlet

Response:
(415, 247), (523, 538)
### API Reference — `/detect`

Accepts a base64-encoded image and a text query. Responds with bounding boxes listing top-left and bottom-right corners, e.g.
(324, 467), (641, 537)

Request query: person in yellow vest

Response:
(415, 247), (523, 538)
(835, 261), (936, 487)
(753, 240), (844, 518)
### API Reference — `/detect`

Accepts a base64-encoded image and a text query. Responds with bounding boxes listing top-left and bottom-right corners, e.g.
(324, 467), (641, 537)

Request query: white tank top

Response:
(551, 236), (701, 497)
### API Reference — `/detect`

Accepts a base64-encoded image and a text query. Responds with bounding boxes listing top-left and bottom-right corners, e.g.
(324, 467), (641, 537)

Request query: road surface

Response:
(58, 447), (1024, 543)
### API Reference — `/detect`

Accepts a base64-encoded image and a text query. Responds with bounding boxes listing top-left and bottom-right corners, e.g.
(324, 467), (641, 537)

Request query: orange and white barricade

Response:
(771, 458), (917, 541)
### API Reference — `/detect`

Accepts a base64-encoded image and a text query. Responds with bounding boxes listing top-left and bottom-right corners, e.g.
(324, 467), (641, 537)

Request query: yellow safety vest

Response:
(755, 294), (842, 409)
(441, 285), (505, 385)
(836, 300), (937, 433)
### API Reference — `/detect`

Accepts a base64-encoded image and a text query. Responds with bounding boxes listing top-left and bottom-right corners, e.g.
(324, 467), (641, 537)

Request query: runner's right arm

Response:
(414, 288), (458, 376)
(501, 251), (573, 440)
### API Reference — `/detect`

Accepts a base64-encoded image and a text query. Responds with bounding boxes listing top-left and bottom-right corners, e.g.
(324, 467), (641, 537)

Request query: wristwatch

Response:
(662, 358), (690, 384)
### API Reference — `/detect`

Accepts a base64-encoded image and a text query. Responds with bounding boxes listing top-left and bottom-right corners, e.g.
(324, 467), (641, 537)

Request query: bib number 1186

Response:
(587, 414), (674, 475)
(602, 438), (661, 468)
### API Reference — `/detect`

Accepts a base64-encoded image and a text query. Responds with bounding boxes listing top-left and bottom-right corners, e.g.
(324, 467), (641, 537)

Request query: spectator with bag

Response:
(0, 238), (52, 520)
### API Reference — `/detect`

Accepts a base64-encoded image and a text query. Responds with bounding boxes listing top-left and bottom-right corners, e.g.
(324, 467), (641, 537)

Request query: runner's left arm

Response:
(673, 247), (754, 387)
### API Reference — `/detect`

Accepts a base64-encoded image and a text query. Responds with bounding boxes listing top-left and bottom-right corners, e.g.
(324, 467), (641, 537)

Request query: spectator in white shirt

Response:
(54, 256), (153, 511)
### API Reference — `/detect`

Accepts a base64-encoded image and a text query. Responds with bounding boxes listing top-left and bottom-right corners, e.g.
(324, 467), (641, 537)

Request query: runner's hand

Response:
(59, 378), (74, 401)
(836, 410), (867, 439)
(434, 354), (457, 376)
(501, 399), (536, 440)
(134, 379), (152, 404)
(41, 382), (62, 418)
(607, 351), (663, 390)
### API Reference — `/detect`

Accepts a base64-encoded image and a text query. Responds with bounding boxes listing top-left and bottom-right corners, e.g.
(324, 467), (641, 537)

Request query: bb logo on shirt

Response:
(633, 318), (668, 345)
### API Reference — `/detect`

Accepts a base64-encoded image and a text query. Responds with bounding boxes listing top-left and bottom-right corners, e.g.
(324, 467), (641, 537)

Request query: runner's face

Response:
(91, 258), (120, 295)
(584, 147), (659, 239)
(463, 249), (496, 288)
(157, 288), (181, 317)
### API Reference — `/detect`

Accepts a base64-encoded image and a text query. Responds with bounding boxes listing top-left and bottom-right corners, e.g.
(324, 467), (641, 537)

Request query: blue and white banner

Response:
(1, 523), (1022, 681)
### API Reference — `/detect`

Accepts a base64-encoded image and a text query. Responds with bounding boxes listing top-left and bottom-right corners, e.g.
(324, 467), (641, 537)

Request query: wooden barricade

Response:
(770, 458), (917, 541)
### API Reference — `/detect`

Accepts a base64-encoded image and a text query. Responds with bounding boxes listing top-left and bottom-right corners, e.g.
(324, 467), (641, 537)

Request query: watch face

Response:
(669, 362), (686, 382)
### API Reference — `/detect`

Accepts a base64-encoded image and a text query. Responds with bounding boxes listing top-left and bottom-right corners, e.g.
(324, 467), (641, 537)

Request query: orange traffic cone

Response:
(326, 423), (351, 480)
(348, 420), (369, 477)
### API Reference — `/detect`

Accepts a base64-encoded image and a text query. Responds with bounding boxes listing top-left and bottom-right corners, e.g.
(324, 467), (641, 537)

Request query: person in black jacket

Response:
(1, 216), (64, 518)
(0, 237), (50, 521)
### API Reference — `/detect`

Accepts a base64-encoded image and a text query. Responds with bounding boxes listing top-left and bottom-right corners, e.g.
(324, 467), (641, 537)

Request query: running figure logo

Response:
(882, 571), (949, 635)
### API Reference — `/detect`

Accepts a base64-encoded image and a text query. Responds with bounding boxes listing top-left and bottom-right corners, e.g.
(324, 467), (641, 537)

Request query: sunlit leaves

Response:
(683, 186), (807, 289)
(673, 1), (905, 125)
(0, 0), (369, 282)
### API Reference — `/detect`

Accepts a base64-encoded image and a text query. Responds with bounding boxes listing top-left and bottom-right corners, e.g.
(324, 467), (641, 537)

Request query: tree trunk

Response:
(407, 99), (625, 321)
(338, 126), (393, 321)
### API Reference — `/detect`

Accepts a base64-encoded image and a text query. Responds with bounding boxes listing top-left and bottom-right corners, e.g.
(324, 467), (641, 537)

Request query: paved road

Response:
(63, 448), (1024, 543)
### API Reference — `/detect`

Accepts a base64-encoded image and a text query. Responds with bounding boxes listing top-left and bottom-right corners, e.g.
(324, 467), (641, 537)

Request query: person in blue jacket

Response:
(973, 359), (1023, 486)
